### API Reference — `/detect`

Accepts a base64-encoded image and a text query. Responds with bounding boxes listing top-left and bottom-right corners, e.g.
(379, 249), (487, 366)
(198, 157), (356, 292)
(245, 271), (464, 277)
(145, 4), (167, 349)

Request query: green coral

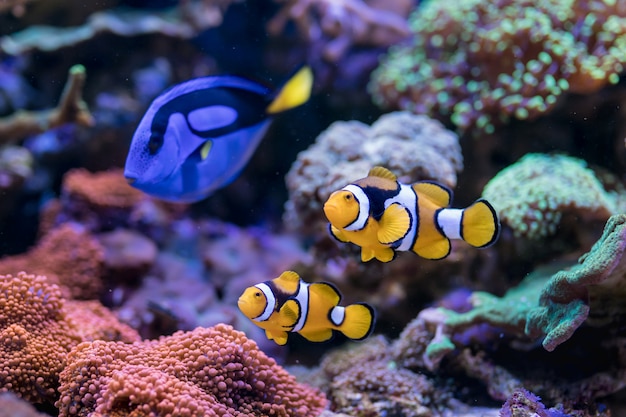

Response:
(482, 153), (615, 239)
(370, 0), (626, 135)
(395, 214), (626, 371)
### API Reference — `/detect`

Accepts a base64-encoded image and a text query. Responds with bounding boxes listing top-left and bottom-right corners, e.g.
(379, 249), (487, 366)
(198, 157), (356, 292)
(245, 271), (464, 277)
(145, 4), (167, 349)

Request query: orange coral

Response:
(0, 272), (139, 405)
(57, 324), (327, 417)
(0, 224), (103, 300)
(62, 168), (144, 210)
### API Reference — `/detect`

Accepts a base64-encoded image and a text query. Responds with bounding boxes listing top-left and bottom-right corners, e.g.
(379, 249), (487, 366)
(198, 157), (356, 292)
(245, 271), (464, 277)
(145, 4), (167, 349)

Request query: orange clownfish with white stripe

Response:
(237, 271), (375, 345)
(323, 166), (500, 262)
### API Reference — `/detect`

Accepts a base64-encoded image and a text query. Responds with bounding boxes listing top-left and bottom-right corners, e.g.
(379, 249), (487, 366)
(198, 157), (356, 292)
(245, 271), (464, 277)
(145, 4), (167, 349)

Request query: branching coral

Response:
(482, 153), (615, 239)
(0, 64), (93, 144)
(285, 111), (462, 234)
(370, 0), (626, 135)
(268, 0), (412, 62)
(56, 324), (327, 417)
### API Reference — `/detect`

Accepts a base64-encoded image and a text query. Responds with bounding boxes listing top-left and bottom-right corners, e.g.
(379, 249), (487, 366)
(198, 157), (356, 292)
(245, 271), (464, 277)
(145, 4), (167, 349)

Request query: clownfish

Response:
(323, 166), (500, 262)
(237, 271), (375, 345)
(124, 66), (313, 202)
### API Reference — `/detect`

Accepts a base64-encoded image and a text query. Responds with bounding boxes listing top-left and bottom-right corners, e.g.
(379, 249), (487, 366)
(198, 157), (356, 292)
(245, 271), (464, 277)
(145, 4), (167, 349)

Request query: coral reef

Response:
(0, 64), (93, 144)
(285, 111), (462, 235)
(370, 0), (626, 135)
(393, 213), (626, 372)
(56, 324), (327, 417)
(483, 153), (615, 240)
(0, 223), (104, 300)
(0, 1), (236, 55)
(268, 0), (412, 62)
(0, 272), (138, 405)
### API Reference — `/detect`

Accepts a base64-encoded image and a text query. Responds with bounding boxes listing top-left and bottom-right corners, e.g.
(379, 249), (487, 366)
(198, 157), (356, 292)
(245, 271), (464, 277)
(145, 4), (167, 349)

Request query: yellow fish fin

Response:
(273, 271), (301, 293)
(298, 328), (333, 342)
(278, 299), (300, 328)
(413, 181), (452, 207)
(461, 199), (500, 248)
(266, 66), (313, 114)
(200, 140), (213, 160)
(413, 236), (451, 260)
(310, 282), (342, 305)
(337, 303), (375, 340)
(368, 166), (397, 181)
(378, 203), (411, 244)
(265, 329), (289, 345)
(329, 225), (349, 243)
(361, 247), (395, 262)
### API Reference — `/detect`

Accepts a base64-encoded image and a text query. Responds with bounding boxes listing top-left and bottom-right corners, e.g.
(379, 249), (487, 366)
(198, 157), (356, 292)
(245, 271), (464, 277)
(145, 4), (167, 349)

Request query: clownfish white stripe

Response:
(437, 208), (463, 240)
(329, 306), (345, 326)
(385, 183), (418, 251)
(292, 282), (310, 332)
(253, 283), (275, 321)
(342, 185), (370, 231)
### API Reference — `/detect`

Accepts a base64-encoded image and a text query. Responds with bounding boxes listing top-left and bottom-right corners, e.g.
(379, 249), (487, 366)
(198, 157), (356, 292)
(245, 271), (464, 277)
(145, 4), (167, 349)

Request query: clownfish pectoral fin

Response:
(200, 140), (213, 160)
(361, 246), (395, 263)
(266, 329), (289, 345)
(460, 199), (500, 248)
(378, 203), (411, 244)
(278, 299), (300, 328)
(338, 303), (375, 341)
(266, 66), (313, 114)
(298, 328), (334, 343)
(368, 166), (397, 181)
(413, 181), (452, 207)
(329, 224), (349, 243)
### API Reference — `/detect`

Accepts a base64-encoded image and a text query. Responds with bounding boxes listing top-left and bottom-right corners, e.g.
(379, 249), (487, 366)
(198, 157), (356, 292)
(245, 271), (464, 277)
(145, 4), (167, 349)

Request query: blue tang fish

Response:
(124, 67), (313, 202)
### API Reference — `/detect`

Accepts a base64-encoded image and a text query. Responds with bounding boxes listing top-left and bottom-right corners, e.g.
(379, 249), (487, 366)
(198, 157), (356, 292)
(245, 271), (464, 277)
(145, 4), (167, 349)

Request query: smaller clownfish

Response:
(238, 271), (375, 345)
(323, 166), (500, 262)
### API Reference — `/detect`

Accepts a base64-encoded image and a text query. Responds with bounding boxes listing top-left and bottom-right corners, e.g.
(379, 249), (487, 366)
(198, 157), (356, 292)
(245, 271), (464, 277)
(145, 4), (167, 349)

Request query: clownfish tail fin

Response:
(266, 66), (313, 114)
(333, 303), (375, 341)
(461, 199), (500, 248)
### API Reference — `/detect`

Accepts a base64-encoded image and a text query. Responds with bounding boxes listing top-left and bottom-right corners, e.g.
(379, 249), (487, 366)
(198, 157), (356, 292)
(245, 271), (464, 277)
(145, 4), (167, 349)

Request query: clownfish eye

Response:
(345, 194), (352, 201)
(254, 292), (261, 297)
(147, 134), (164, 155)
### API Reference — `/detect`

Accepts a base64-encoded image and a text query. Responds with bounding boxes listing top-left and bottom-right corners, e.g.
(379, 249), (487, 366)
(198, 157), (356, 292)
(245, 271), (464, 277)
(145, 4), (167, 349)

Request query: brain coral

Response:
(285, 111), (462, 234)
(482, 153), (615, 239)
(370, 0), (626, 135)
(56, 324), (327, 417)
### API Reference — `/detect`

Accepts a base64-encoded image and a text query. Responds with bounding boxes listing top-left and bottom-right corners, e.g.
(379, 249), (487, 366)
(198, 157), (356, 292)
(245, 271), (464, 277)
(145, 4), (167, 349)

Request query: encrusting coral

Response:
(370, 0), (626, 135)
(482, 153), (615, 240)
(0, 223), (104, 300)
(0, 272), (139, 405)
(0, 1), (237, 55)
(285, 111), (462, 235)
(392, 213), (626, 374)
(56, 324), (327, 417)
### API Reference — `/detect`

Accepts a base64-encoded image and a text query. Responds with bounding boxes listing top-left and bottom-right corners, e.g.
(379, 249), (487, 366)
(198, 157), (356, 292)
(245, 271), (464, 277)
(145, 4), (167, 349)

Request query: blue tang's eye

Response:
(147, 134), (164, 155)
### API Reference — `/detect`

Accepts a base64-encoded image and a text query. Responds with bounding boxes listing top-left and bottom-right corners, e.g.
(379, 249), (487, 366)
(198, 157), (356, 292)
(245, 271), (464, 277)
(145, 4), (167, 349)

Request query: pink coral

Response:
(0, 272), (139, 405)
(56, 324), (327, 417)
(0, 224), (104, 299)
